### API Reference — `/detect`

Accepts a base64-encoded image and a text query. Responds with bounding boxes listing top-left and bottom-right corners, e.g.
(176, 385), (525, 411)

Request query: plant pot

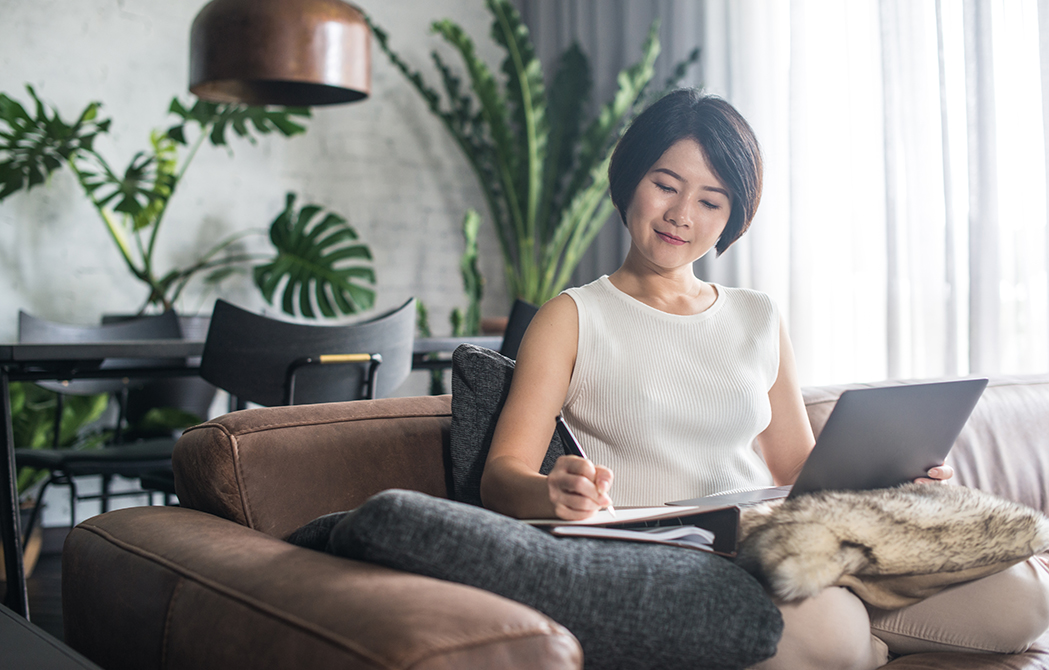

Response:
(481, 316), (509, 336)
(0, 505), (43, 580)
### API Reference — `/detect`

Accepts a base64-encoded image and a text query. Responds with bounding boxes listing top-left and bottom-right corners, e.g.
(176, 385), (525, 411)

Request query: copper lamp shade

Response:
(189, 0), (370, 106)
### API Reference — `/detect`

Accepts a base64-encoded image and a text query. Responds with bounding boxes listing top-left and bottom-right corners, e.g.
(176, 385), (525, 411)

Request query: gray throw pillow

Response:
(323, 489), (783, 670)
(450, 343), (564, 506)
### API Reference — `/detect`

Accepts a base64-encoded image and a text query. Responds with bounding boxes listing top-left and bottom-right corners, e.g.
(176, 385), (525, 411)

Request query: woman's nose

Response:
(665, 199), (694, 227)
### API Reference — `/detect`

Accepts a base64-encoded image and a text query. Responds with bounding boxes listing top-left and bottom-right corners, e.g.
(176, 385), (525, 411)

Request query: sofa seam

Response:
(77, 523), (392, 669)
(227, 432), (256, 530)
(176, 423), (255, 529)
(401, 622), (579, 669)
(192, 410), (453, 439)
(802, 378), (1049, 409)
(160, 576), (184, 670)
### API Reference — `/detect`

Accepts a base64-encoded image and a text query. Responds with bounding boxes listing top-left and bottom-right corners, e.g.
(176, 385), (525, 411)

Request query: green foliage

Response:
(371, 0), (699, 304)
(450, 209), (483, 337)
(130, 406), (202, 436)
(78, 130), (178, 227)
(421, 209), (486, 397)
(254, 193), (376, 318)
(0, 85), (110, 199)
(9, 382), (109, 495)
(414, 301), (447, 396)
(166, 98), (309, 147)
(0, 86), (374, 318)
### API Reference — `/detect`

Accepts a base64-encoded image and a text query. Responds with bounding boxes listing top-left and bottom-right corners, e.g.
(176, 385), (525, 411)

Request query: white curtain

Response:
(517, 0), (1049, 386)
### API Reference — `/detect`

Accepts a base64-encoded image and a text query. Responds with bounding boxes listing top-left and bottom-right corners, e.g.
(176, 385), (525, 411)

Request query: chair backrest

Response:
(18, 310), (183, 396)
(499, 299), (539, 359)
(199, 298), (416, 407)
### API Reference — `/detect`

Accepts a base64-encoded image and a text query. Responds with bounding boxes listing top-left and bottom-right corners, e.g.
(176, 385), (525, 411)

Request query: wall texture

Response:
(0, 0), (508, 354)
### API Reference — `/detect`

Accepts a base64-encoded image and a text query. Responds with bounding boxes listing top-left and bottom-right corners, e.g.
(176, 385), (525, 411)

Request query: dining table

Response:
(0, 335), (502, 619)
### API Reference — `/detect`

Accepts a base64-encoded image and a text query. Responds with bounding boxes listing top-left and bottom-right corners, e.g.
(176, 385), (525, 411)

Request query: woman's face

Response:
(623, 138), (732, 272)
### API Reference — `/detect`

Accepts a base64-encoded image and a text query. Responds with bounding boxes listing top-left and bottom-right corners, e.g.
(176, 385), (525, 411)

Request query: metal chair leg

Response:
(67, 476), (79, 530)
(100, 473), (112, 513)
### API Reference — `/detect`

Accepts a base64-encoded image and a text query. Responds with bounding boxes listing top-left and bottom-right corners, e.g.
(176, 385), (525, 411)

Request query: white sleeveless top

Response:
(562, 276), (780, 506)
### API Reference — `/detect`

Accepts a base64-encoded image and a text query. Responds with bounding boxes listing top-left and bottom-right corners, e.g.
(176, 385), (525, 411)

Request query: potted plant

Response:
(370, 0), (699, 306)
(0, 382), (108, 578)
(0, 87), (376, 319)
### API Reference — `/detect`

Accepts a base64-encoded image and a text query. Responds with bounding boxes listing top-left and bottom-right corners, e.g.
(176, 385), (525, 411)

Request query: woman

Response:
(480, 89), (1049, 669)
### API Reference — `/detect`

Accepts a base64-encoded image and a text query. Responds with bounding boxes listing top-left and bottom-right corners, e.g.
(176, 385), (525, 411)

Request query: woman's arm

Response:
(480, 295), (613, 519)
(754, 317), (815, 485)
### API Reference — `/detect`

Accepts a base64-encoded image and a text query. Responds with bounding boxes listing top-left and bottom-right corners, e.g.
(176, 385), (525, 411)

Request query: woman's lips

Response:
(656, 230), (687, 246)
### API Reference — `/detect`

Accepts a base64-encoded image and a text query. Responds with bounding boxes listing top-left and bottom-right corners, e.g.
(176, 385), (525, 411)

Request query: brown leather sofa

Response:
(62, 374), (1049, 669)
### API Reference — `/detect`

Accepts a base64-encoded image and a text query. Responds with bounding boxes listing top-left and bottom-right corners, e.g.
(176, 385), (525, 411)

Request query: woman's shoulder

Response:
(716, 285), (778, 320)
(526, 293), (580, 338)
(561, 275), (611, 300)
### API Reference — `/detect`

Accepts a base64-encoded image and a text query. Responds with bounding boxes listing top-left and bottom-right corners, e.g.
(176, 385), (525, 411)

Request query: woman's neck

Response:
(608, 261), (717, 316)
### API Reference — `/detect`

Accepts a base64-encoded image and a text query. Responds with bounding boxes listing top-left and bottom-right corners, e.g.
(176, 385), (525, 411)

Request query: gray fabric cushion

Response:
(450, 343), (564, 505)
(284, 511), (347, 549)
(323, 489), (783, 670)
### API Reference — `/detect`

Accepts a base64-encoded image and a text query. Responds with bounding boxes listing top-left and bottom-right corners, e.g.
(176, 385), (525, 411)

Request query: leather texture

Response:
(63, 375), (1049, 669)
(173, 395), (453, 539)
(64, 507), (580, 670)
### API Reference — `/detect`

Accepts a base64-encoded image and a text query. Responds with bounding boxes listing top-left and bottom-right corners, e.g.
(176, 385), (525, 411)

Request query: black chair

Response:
(499, 299), (539, 359)
(140, 298), (417, 498)
(101, 313), (217, 437)
(200, 297), (416, 408)
(14, 310), (186, 539)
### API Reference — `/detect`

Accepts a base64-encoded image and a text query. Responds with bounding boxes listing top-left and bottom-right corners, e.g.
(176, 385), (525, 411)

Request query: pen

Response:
(555, 414), (616, 517)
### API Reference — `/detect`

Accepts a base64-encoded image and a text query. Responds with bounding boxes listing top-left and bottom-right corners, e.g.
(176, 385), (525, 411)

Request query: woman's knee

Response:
(987, 558), (1049, 652)
(870, 558), (1049, 655)
(753, 587), (888, 670)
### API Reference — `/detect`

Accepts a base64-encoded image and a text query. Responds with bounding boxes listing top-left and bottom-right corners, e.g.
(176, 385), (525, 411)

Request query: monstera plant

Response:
(0, 86), (375, 318)
(371, 0), (698, 304)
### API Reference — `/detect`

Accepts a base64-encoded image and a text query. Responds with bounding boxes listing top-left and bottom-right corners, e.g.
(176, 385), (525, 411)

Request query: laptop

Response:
(656, 377), (990, 507)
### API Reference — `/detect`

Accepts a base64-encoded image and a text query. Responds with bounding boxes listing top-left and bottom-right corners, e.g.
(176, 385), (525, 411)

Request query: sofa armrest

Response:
(174, 395), (453, 539)
(63, 506), (582, 670)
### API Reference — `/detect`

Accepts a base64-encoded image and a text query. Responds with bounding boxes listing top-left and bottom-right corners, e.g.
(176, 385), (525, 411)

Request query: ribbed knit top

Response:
(562, 276), (780, 507)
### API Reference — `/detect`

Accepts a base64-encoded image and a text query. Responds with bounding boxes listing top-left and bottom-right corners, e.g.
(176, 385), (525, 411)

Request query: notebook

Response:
(666, 377), (989, 507)
(524, 504), (742, 556)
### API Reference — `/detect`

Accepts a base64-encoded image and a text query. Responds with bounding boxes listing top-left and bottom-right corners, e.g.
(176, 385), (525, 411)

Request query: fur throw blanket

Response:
(735, 483), (1049, 610)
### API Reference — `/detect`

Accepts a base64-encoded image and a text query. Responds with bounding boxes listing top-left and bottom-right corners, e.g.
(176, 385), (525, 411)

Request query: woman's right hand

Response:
(547, 455), (614, 520)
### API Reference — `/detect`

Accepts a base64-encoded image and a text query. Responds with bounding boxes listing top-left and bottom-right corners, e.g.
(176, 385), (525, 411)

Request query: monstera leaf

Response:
(254, 193), (376, 318)
(166, 98), (309, 147)
(0, 85), (110, 199)
(79, 131), (178, 228)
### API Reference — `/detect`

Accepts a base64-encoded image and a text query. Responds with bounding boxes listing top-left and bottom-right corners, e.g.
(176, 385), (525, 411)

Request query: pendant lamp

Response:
(189, 0), (370, 106)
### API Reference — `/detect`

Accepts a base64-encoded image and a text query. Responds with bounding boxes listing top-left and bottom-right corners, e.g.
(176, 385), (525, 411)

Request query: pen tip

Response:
(607, 504), (617, 518)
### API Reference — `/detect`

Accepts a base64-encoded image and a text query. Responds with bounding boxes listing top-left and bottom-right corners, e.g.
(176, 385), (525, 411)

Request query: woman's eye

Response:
(655, 182), (675, 193)
(701, 200), (721, 210)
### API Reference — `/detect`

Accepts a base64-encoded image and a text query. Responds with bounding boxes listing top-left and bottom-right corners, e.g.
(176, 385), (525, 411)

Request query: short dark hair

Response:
(608, 89), (763, 256)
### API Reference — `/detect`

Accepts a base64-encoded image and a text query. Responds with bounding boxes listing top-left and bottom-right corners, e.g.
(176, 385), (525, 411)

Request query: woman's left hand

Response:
(914, 464), (954, 484)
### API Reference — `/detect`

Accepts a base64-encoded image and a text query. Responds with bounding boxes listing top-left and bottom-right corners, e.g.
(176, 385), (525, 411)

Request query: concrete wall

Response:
(0, 0), (509, 364)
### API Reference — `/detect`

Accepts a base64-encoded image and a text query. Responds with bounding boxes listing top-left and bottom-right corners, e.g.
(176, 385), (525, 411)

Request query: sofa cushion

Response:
(449, 343), (564, 506)
(322, 489), (783, 670)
